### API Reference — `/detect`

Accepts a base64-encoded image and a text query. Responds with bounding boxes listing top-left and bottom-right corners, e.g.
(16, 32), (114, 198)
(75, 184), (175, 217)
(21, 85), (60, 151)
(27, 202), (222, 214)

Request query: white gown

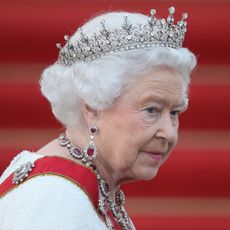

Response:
(0, 151), (107, 230)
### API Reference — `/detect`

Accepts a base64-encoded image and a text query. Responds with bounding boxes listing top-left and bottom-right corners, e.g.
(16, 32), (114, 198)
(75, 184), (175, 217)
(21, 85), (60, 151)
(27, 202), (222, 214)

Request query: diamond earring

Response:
(84, 126), (98, 161)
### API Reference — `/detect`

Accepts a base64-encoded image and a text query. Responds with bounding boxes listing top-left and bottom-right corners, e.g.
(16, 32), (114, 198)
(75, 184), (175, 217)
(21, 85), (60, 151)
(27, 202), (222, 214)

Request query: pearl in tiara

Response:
(56, 6), (188, 66)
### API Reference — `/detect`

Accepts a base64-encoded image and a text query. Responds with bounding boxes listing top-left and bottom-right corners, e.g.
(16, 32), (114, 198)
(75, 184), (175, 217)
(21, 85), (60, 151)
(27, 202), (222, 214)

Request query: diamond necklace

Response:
(59, 133), (134, 230)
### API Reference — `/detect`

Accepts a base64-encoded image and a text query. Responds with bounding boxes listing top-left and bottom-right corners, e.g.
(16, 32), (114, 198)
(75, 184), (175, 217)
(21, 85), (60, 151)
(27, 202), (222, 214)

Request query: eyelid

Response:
(170, 109), (181, 115)
(143, 102), (162, 109)
(170, 106), (187, 118)
(144, 105), (161, 112)
(172, 102), (188, 113)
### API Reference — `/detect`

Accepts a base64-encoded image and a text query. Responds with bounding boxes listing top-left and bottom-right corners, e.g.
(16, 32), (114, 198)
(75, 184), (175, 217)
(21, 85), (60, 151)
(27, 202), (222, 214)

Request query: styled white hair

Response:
(40, 11), (197, 129)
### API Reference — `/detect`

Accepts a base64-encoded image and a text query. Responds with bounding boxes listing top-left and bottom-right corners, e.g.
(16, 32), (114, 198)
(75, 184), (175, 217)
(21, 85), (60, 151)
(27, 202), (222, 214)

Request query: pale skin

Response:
(38, 66), (187, 200)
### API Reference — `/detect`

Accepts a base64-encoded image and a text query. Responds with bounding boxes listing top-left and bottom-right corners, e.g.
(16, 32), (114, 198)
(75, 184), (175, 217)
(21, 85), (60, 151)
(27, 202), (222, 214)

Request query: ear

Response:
(81, 102), (100, 126)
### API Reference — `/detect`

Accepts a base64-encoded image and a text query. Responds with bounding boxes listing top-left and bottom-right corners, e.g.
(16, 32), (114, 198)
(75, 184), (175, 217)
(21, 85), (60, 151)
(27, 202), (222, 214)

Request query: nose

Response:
(154, 112), (178, 143)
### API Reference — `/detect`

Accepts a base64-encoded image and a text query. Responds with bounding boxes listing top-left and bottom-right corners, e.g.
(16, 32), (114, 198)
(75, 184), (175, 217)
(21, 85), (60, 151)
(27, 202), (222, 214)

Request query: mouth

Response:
(144, 151), (164, 161)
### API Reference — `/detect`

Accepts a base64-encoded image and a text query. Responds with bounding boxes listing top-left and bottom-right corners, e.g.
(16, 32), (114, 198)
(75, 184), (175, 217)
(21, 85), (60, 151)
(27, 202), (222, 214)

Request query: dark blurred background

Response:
(0, 1), (230, 229)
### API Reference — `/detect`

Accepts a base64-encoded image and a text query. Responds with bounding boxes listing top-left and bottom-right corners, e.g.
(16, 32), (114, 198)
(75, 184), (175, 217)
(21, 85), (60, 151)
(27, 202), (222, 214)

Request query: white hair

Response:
(40, 11), (197, 129)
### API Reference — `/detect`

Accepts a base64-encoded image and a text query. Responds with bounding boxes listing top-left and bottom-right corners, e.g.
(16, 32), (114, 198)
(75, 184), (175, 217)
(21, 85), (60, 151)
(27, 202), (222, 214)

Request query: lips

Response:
(144, 151), (164, 160)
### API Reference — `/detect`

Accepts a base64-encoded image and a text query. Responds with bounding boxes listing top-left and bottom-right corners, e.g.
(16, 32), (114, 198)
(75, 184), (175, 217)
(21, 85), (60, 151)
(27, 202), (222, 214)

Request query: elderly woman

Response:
(0, 7), (196, 230)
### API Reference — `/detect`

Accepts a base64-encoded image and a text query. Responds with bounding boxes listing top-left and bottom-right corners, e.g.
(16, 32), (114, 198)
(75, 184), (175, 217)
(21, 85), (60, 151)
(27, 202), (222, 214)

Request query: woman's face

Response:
(95, 67), (187, 183)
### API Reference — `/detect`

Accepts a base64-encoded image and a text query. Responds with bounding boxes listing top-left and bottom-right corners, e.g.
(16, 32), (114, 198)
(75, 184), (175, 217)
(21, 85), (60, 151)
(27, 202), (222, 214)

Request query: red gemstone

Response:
(87, 148), (94, 156)
(89, 163), (96, 170)
(90, 127), (97, 134)
(73, 147), (82, 156)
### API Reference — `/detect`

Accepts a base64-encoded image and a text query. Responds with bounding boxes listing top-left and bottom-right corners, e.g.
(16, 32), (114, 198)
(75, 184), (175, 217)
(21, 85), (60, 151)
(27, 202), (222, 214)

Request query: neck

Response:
(66, 128), (88, 149)
(65, 128), (119, 200)
(62, 128), (132, 229)
(94, 158), (119, 200)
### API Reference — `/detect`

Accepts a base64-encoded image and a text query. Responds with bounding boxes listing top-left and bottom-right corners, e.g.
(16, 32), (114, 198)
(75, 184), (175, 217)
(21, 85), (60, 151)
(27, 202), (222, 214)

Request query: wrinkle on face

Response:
(128, 70), (184, 110)
(95, 66), (186, 185)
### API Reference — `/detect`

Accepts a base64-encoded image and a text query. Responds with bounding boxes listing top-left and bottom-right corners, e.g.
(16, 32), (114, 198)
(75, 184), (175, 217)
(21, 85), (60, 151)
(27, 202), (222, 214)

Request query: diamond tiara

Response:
(56, 6), (188, 66)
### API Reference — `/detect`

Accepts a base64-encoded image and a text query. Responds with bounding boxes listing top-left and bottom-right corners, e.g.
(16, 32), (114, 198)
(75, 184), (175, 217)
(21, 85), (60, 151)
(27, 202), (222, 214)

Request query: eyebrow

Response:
(136, 94), (188, 109)
(175, 98), (188, 111)
(136, 95), (163, 106)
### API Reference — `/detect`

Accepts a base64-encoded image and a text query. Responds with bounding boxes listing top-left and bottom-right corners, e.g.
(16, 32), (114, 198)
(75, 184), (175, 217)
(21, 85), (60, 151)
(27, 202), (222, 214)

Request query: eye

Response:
(144, 106), (159, 114)
(170, 110), (180, 117)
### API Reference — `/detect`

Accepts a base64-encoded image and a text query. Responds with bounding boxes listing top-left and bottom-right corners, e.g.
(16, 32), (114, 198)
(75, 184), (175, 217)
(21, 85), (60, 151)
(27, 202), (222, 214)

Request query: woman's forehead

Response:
(126, 68), (184, 96)
(113, 69), (185, 110)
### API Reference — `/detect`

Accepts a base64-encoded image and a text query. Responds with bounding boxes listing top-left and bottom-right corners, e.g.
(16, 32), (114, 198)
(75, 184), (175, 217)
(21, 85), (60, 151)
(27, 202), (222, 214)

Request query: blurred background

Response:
(0, 0), (230, 229)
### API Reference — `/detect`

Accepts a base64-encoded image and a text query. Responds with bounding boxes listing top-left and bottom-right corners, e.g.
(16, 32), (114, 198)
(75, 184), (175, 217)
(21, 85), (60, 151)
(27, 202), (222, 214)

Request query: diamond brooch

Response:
(12, 162), (35, 185)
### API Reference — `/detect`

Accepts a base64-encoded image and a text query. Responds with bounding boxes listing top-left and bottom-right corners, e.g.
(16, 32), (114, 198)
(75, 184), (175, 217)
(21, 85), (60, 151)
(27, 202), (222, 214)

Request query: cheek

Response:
(101, 113), (148, 161)
(138, 109), (164, 129)
(122, 113), (152, 144)
(175, 131), (179, 145)
(169, 128), (179, 151)
(109, 110), (143, 136)
(98, 106), (156, 157)
(98, 110), (139, 152)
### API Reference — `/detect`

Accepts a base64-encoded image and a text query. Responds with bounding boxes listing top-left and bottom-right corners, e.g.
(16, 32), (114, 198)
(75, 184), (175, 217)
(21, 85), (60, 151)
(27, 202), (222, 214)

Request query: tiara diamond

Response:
(57, 6), (188, 66)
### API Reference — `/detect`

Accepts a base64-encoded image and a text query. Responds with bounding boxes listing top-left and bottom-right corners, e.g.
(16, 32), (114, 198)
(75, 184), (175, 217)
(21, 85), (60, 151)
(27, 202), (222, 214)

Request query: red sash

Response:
(0, 156), (121, 229)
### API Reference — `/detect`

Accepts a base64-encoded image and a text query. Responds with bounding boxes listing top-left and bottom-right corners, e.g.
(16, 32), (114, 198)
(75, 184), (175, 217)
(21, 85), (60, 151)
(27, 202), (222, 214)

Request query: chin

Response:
(138, 167), (159, 181)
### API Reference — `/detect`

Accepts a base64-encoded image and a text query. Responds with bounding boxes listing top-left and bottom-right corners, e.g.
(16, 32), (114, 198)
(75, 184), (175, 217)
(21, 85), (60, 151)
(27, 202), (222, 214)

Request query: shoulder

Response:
(0, 154), (107, 230)
(0, 150), (42, 184)
(0, 171), (106, 230)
